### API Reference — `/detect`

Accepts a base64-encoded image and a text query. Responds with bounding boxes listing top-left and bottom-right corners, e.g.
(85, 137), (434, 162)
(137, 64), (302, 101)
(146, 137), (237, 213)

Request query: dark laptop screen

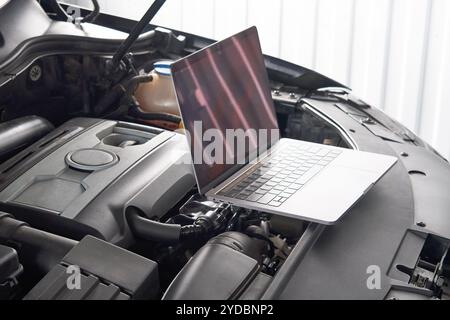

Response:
(171, 27), (279, 194)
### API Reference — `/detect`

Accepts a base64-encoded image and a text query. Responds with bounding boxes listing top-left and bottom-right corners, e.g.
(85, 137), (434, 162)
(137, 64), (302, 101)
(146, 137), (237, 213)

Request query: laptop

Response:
(171, 26), (397, 225)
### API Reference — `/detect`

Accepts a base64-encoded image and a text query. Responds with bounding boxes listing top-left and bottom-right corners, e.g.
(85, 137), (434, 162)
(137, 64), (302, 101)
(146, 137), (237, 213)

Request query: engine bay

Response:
(1, 0), (449, 301)
(0, 118), (329, 299)
(0, 40), (355, 298)
(0, 37), (448, 302)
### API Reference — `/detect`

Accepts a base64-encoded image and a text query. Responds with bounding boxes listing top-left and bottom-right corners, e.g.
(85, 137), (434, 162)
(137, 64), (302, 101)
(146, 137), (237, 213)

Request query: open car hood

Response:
(0, 0), (347, 90)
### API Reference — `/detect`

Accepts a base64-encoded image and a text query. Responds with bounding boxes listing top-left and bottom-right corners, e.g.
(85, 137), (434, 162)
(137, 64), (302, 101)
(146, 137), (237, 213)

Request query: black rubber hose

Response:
(127, 207), (182, 244)
(127, 207), (209, 244)
(179, 224), (205, 242)
(81, 0), (100, 23)
(0, 116), (54, 163)
(0, 213), (77, 275)
(41, 0), (70, 21)
(94, 74), (153, 115)
(93, 84), (125, 115)
(128, 106), (182, 124)
(125, 74), (154, 96)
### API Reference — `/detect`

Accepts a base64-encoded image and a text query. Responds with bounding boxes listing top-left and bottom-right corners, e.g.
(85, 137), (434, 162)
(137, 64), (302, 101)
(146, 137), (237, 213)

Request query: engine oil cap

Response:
(66, 149), (119, 171)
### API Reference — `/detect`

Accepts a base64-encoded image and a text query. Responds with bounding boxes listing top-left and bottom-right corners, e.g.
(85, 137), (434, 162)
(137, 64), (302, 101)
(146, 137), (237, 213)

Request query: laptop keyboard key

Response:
(309, 146), (321, 153)
(247, 193), (263, 202)
(255, 188), (268, 195)
(316, 148), (329, 157)
(296, 165), (322, 185)
(258, 193), (277, 204)
(269, 201), (282, 207)
(290, 183), (303, 190)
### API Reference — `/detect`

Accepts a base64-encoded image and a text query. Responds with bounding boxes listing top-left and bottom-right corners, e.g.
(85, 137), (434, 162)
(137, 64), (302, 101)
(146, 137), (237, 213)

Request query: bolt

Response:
(29, 64), (42, 82)
(362, 117), (375, 124)
(289, 92), (297, 99)
(273, 90), (281, 96)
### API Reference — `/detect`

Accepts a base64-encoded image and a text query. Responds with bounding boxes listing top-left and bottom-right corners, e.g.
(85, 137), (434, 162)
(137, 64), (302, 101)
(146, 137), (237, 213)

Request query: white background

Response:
(69, 0), (450, 159)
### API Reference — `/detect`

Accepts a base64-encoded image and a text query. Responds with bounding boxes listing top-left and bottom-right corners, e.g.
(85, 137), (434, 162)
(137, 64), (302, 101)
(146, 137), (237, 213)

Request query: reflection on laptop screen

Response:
(171, 27), (279, 194)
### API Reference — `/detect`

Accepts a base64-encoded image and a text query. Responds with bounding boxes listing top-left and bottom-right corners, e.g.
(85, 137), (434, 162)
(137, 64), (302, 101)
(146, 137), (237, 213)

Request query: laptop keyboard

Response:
(219, 144), (343, 207)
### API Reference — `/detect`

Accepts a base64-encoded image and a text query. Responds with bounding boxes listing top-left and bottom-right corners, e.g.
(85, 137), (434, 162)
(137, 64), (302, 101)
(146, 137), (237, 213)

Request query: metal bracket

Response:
(271, 90), (302, 105)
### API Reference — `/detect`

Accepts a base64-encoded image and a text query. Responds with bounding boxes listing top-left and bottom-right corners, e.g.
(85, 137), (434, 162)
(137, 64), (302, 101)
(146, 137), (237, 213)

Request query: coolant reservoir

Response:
(135, 61), (180, 130)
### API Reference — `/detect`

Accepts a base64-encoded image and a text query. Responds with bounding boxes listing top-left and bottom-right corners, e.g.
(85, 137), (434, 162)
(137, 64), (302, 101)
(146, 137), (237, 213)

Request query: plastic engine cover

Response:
(0, 118), (195, 246)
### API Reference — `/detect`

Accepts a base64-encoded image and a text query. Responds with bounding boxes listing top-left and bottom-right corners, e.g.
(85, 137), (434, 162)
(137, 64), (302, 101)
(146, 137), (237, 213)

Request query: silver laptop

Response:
(171, 26), (397, 225)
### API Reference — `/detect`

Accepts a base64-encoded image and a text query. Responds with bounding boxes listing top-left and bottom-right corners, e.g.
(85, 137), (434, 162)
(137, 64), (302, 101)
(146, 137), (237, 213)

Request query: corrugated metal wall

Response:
(70, 0), (450, 159)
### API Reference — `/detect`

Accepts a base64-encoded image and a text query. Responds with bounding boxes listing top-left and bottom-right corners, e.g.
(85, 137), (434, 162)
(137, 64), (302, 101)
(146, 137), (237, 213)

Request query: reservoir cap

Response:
(154, 61), (173, 76)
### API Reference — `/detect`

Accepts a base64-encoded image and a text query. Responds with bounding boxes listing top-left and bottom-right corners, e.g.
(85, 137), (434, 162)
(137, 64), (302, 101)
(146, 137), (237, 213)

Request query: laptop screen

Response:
(171, 27), (279, 194)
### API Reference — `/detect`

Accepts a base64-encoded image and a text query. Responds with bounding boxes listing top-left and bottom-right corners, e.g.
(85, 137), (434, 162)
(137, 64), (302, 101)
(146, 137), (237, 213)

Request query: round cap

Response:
(154, 60), (173, 76)
(66, 149), (118, 171)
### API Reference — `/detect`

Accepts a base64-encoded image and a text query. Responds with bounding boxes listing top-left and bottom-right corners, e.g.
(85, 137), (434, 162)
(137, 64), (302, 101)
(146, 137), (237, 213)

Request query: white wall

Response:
(69, 0), (450, 159)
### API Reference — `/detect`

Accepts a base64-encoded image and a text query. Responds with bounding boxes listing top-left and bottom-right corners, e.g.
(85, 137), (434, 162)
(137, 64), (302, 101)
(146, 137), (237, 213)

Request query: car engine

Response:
(1, 0), (449, 301)
(0, 99), (326, 299)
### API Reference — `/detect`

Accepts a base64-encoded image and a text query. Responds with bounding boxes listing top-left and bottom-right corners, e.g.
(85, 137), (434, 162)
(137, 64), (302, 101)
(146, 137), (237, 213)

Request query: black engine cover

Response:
(0, 118), (195, 246)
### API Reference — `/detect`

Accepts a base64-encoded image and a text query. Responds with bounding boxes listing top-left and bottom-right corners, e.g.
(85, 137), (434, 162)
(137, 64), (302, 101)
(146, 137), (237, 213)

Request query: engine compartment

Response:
(1, 0), (449, 301)
(1, 50), (448, 301)
(0, 96), (329, 299)
(0, 49), (348, 298)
